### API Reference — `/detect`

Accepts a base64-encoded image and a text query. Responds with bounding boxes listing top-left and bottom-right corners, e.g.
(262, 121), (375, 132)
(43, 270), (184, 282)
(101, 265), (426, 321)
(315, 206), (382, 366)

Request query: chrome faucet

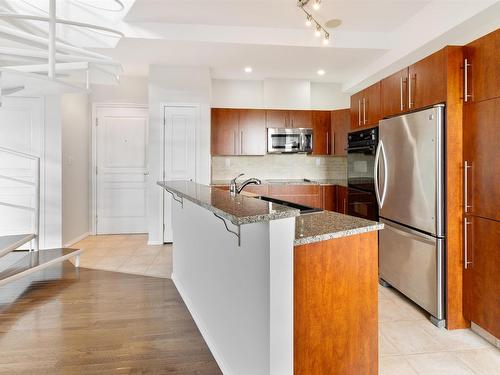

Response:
(229, 173), (262, 196)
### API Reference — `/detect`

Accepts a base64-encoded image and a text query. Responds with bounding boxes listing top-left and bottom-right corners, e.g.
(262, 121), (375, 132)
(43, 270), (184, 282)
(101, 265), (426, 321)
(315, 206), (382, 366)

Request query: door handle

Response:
(464, 161), (472, 213)
(400, 77), (405, 111)
(326, 131), (329, 154)
(374, 140), (388, 208)
(464, 58), (472, 102)
(240, 131), (243, 155)
(464, 218), (472, 269)
(358, 100), (361, 126)
(363, 97), (367, 125)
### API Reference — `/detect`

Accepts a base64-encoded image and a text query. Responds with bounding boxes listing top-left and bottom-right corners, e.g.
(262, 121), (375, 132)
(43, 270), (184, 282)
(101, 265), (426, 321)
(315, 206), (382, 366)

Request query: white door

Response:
(0, 98), (42, 246)
(96, 106), (148, 234)
(163, 106), (197, 243)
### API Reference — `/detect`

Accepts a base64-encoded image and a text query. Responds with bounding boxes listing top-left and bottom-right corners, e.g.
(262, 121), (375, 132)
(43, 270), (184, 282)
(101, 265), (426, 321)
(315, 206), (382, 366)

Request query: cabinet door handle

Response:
(240, 131), (243, 155)
(400, 77), (405, 111)
(358, 100), (361, 126)
(464, 161), (472, 212)
(233, 131), (237, 154)
(408, 74), (415, 109)
(332, 132), (336, 155)
(464, 218), (472, 269)
(363, 97), (367, 125)
(326, 131), (329, 154)
(464, 58), (472, 102)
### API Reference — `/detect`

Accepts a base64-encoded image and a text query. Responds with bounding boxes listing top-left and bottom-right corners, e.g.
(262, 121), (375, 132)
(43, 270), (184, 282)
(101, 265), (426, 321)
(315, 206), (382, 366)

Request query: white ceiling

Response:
(124, 0), (430, 32)
(87, 0), (500, 91)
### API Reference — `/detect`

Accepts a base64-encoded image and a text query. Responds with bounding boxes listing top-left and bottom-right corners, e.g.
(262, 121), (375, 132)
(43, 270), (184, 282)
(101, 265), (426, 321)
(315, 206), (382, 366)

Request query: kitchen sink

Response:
(254, 196), (322, 214)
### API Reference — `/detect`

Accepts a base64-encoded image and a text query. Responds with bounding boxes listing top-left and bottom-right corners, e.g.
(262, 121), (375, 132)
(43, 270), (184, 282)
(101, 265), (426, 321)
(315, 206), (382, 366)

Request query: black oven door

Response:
(347, 187), (379, 221)
(347, 145), (376, 192)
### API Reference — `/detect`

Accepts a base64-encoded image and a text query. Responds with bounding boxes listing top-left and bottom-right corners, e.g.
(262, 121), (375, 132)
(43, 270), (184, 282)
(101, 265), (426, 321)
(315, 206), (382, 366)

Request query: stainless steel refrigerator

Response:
(376, 105), (445, 327)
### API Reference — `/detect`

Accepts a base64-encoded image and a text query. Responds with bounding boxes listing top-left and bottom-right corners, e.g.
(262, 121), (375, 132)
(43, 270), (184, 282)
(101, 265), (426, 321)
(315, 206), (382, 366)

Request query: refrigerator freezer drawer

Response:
(379, 219), (445, 320)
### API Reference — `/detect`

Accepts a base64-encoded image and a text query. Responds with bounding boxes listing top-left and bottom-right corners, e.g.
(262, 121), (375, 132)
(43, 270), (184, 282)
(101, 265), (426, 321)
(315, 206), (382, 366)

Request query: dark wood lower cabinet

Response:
(463, 215), (500, 338)
(321, 185), (336, 211)
(294, 232), (378, 374)
(336, 186), (348, 214)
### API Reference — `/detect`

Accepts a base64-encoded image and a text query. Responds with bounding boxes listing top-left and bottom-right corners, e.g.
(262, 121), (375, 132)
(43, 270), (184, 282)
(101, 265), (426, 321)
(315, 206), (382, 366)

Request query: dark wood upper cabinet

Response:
(312, 111), (331, 155)
(463, 215), (500, 338)
(331, 109), (350, 156)
(211, 108), (239, 156)
(364, 82), (381, 127)
(289, 110), (312, 128)
(463, 97), (500, 221)
(266, 109), (289, 128)
(212, 108), (265, 156)
(408, 49), (446, 109)
(350, 82), (381, 130)
(238, 109), (266, 156)
(350, 91), (363, 129)
(464, 29), (500, 103)
(381, 68), (409, 118)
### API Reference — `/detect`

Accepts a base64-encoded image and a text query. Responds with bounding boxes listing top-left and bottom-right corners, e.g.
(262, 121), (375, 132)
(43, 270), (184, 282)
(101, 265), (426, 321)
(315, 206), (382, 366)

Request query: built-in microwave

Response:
(267, 127), (313, 154)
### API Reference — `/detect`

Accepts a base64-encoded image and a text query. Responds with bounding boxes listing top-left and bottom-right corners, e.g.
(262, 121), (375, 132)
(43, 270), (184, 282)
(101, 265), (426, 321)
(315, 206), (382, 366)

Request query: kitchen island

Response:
(158, 180), (383, 375)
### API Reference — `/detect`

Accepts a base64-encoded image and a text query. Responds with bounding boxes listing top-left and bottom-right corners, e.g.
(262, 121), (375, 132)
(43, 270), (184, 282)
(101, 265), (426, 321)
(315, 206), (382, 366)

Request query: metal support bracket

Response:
(213, 213), (241, 247)
(164, 188), (183, 208)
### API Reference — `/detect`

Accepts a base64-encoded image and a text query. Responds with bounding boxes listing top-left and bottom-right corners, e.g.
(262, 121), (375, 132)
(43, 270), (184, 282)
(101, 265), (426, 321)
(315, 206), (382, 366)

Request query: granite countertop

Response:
(294, 211), (384, 246)
(211, 178), (348, 187)
(157, 180), (300, 225)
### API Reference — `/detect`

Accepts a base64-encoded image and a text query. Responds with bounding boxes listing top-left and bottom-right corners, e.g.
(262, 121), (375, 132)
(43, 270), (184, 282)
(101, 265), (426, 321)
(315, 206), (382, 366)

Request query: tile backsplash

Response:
(211, 154), (347, 181)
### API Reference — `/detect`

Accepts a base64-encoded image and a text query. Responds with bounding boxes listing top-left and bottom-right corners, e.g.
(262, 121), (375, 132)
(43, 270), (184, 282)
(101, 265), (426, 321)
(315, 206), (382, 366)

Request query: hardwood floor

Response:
(0, 261), (221, 374)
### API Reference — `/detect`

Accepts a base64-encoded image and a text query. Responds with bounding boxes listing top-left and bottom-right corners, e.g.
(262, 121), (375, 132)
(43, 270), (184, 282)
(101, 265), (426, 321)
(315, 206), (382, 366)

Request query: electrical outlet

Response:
(225, 158), (231, 168)
(316, 158), (321, 167)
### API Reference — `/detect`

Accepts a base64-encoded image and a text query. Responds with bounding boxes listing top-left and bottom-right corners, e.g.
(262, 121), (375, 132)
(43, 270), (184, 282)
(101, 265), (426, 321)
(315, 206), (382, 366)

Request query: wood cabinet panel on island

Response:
(294, 231), (378, 374)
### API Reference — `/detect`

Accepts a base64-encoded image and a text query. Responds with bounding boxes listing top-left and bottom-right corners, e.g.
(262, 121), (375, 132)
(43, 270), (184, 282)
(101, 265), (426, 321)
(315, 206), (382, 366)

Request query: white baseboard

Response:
(63, 232), (90, 248)
(147, 240), (164, 245)
(171, 273), (233, 375)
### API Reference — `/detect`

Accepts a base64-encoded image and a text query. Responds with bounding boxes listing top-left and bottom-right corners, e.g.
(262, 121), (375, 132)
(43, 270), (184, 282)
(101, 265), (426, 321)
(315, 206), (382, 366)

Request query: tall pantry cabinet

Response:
(462, 28), (500, 339)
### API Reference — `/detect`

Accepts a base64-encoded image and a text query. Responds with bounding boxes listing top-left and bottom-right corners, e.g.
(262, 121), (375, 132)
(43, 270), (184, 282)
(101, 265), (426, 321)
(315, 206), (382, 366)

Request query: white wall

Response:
(211, 79), (350, 110)
(148, 65), (211, 244)
(91, 76), (148, 104)
(61, 93), (90, 245)
(42, 96), (63, 249)
(310, 82), (350, 110)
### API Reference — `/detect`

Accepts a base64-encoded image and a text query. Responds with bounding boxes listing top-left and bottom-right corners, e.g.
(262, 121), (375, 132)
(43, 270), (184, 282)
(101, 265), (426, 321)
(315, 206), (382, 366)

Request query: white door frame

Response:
(91, 103), (148, 235)
(161, 102), (200, 243)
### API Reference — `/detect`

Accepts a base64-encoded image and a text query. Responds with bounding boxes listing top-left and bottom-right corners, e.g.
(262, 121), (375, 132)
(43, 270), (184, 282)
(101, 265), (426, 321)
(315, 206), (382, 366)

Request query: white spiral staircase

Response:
(0, 146), (82, 287)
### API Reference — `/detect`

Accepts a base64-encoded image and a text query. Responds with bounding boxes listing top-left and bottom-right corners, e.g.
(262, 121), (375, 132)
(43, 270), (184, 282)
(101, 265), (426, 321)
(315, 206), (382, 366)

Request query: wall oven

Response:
(347, 127), (379, 221)
(267, 128), (313, 154)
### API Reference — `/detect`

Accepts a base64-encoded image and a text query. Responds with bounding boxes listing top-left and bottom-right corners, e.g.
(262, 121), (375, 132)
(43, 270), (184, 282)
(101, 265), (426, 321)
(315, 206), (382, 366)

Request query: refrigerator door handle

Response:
(374, 140), (388, 208)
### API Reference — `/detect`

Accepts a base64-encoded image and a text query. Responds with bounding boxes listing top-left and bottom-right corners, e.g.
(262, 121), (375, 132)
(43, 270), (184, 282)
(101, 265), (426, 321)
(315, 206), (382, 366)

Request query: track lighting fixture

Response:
(305, 15), (312, 27)
(297, 0), (331, 45)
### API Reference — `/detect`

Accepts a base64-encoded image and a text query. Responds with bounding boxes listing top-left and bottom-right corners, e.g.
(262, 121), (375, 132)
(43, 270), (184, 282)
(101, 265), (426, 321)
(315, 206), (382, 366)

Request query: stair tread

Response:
(0, 234), (36, 257)
(0, 248), (82, 287)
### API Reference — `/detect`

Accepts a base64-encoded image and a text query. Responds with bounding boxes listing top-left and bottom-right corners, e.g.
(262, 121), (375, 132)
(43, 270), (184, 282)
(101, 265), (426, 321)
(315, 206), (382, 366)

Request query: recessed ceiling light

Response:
(325, 19), (342, 29)
(244, 67), (252, 73)
(317, 69), (325, 76)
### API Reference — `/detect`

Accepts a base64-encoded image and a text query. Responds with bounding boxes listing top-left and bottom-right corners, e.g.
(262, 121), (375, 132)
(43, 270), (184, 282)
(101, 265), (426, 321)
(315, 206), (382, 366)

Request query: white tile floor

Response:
(69, 234), (172, 278)
(70, 234), (500, 374)
(379, 286), (500, 375)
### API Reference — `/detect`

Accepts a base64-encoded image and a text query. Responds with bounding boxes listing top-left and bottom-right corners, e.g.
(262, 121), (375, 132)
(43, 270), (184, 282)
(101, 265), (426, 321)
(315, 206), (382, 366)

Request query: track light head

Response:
(313, 0), (321, 10)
